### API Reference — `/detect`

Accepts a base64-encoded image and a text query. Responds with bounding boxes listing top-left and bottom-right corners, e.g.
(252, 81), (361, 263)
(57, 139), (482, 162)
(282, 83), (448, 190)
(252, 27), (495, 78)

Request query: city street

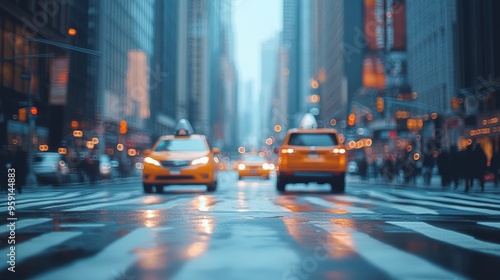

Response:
(1, 172), (500, 280)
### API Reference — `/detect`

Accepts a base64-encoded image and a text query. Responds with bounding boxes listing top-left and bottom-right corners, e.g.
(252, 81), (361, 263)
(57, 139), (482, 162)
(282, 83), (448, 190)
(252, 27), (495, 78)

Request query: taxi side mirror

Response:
(273, 147), (279, 154)
(212, 147), (220, 155)
(144, 149), (151, 156)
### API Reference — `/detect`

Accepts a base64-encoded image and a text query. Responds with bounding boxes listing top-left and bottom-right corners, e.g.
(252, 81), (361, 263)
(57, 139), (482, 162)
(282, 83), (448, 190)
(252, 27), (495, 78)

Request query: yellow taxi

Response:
(234, 154), (274, 180)
(142, 119), (220, 193)
(276, 114), (347, 193)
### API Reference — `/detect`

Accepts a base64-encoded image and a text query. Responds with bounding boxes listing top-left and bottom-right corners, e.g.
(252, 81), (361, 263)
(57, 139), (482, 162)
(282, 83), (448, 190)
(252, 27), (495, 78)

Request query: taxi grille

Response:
(156, 175), (194, 180)
(161, 160), (190, 168)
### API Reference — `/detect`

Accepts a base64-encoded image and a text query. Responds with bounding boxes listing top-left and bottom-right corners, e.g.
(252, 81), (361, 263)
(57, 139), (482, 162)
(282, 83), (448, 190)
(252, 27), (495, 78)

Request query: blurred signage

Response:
(362, 55), (385, 89)
(365, 0), (385, 50)
(49, 57), (69, 105)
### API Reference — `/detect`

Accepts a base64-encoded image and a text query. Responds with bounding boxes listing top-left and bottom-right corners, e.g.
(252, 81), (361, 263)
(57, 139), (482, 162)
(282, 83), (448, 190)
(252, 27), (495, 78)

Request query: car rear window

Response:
(288, 133), (338, 146)
(155, 139), (208, 152)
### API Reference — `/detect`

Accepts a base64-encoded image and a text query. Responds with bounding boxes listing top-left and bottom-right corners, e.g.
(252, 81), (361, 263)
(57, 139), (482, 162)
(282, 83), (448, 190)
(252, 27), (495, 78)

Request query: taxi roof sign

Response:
(299, 113), (318, 129)
(174, 119), (194, 136)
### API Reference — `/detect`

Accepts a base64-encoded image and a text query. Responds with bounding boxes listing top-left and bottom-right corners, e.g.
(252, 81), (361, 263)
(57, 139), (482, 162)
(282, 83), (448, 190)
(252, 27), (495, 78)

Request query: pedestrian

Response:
(0, 146), (9, 193)
(381, 153), (395, 182)
(464, 144), (475, 192)
(422, 140), (435, 185)
(472, 143), (488, 192)
(358, 155), (368, 181)
(449, 145), (461, 188)
(11, 147), (27, 193)
(490, 148), (500, 187)
(436, 148), (451, 188)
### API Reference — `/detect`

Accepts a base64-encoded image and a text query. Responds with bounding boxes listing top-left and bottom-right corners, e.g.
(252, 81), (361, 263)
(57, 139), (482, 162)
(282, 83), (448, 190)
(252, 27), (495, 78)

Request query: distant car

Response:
(348, 161), (359, 174)
(98, 154), (117, 179)
(33, 152), (69, 185)
(142, 119), (220, 193)
(275, 113), (347, 193)
(235, 154), (274, 180)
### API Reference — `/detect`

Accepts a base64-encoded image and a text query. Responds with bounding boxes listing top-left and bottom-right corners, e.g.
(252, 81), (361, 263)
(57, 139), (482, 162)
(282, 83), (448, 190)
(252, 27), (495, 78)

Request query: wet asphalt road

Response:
(1, 171), (500, 280)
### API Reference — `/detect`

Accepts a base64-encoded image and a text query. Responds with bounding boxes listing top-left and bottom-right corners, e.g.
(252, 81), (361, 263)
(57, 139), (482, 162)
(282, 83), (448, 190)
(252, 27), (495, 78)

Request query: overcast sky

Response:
(233, 0), (282, 93)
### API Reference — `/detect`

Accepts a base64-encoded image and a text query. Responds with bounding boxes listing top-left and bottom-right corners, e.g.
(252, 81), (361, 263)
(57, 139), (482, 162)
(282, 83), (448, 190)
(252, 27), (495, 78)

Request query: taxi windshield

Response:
(241, 155), (266, 162)
(288, 133), (338, 147)
(155, 139), (208, 152)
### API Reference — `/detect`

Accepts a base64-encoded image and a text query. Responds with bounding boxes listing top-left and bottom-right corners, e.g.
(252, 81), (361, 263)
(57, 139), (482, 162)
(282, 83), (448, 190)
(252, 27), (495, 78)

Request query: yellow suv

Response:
(142, 119), (220, 193)
(276, 114), (346, 193)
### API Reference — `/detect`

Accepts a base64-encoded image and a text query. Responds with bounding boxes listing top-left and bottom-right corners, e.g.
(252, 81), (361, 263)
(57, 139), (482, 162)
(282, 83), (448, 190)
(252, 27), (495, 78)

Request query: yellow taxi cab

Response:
(142, 119), (220, 193)
(276, 113), (347, 193)
(234, 153), (274, 180)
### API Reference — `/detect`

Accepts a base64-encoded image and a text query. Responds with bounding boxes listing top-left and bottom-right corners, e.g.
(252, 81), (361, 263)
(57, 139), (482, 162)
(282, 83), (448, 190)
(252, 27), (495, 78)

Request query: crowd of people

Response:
(355, 142), (500, 192)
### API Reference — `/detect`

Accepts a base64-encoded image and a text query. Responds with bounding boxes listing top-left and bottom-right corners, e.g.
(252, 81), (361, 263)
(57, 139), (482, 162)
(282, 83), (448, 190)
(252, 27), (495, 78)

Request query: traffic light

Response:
(348, 114), (356, 126)
(119, 120), (128, 134)
(376, 97), (384, 112)
(18, 107), (27, 122)
(30, 106), (38, 115)
(451, 97), (460, 110)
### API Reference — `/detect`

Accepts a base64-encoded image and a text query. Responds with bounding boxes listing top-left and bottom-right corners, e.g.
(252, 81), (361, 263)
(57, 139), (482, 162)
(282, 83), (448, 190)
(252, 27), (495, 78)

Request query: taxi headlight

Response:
(333, 148), (346, 154)
(144, 157), (161, 167)
(237, 163), (246, 170)
(262, 163), (270, 170)
(191, 156), (209, 165)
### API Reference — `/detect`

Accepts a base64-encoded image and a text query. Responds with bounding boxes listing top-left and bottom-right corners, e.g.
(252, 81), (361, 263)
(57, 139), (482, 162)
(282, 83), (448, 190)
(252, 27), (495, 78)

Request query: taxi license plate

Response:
(308, 153), (319, 158)
(170, 170), (181, 175)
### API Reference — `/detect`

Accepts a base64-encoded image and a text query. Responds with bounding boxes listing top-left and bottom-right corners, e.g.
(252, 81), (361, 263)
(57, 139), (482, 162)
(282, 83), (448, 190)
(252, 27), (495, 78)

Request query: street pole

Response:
(25, 40), (37, 187)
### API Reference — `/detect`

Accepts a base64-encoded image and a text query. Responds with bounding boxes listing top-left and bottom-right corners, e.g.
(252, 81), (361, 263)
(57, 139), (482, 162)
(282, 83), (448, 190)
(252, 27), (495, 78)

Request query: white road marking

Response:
(64, 197), (145, 211)
(314, 223), (466, 280)
(335, 195), (438, 215)
(58, 224), (106, 228)
(478, 222), (500, 229)
(388, 221), (500, 257)
(38, 192), (110, 209)
(142, 197), (192, 210)
(304, 196), (374, 214)
(206, 197), (291, 213)
(0, 218), (52, 234)
(396, 190), (500, 209)
(437, 192), (500, 204)
(364, 190), (500, 215)
(0, 231), (82, 270)
(1, 192), (84, 208)
(173, 225), (300, 280)
(35, 227), (170, 280)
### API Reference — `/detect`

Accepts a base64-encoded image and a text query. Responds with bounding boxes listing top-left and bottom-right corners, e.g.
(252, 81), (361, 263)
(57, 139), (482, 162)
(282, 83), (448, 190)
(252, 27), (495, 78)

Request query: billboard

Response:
(362, 55), (386, 90)
(365, 0), (406, 51)
(49, 57), (69, 105)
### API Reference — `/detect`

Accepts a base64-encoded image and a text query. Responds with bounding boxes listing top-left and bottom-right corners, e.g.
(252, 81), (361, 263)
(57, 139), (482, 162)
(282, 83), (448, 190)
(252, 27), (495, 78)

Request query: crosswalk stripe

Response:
(0, 231), (82, 270)
(333, 195), (438, 215)
(42, 191), (121, 209)
(437, 192), (500, 204)
(303, 196), (374, 214)
(17, 191), (109, 209)
(477, 222), (500, 229)
(0, 218), (52, 234)
(364, 190), (500, 215)
(388, 221), (500, 257)
(0, 192), (82, 208)
(173, 224), (300, 280)
(313, 223), (465, 280)
(64, 197), (145, 211)
(143, 197), (192, 210)
(206, 196), (291, 213)
(34, 227), (171, 280)
(395, 190), (500, 209)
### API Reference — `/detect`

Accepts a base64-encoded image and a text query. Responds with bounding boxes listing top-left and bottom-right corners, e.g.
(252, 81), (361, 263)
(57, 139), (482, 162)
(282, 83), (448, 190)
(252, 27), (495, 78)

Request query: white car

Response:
(33, 152), (69, 185)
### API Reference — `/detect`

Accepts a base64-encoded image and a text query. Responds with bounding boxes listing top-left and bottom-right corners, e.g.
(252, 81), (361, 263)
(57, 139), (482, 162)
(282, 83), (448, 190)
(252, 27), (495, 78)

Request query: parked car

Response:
(33, 152), (69, 185)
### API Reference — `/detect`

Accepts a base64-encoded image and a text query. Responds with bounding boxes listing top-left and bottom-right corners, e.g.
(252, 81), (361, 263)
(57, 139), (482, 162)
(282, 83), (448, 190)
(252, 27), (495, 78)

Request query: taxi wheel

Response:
(207, 182), (217, 192)
(143, 183), (153, 193)
(276, 178), (286, 192)
(330, 176), (345, 193)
